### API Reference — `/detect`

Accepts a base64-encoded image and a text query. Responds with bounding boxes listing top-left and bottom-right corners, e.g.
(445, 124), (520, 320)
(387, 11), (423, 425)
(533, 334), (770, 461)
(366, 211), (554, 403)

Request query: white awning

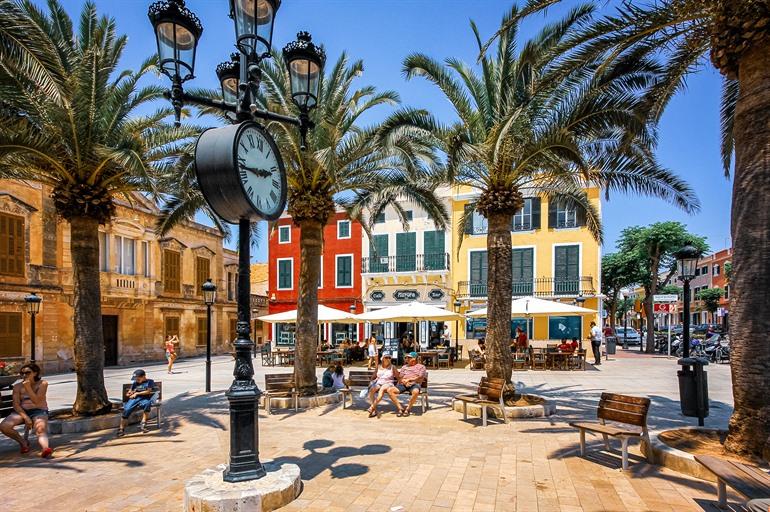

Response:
(356, 301), (464, 322)
(257, 304), (359, 324)
(466, 296), (596, 318)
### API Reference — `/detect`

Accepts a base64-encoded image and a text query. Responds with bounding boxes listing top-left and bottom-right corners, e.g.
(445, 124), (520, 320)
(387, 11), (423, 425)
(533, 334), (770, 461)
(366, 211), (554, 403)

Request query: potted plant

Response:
(0, 361), (21, 388)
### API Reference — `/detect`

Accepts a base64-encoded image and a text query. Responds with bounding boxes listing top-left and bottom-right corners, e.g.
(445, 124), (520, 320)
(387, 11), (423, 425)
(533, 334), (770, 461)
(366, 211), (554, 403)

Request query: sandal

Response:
(403, 409), (411, 417)
(140, 423), (149, 433)
(41, 447), (53, 459)
(20, 442), (30, 454)
(116, 428), (125, 438)
(367, 408), (377, 418)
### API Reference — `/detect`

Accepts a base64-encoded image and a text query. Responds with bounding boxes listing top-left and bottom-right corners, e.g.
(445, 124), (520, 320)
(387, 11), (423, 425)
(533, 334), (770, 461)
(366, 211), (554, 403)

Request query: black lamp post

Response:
(24, 293), (42, 362)
(349, 303), (356, 342)
(453, 299), (462, 360)
(675, 243), (700, 359)
(202, 279), (217, 393)
(148, 0), (324, 483)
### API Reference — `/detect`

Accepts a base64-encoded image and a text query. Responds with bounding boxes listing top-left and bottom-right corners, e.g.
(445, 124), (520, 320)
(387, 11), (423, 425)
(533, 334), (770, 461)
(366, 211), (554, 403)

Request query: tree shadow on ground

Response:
(270, 438), (390, 480)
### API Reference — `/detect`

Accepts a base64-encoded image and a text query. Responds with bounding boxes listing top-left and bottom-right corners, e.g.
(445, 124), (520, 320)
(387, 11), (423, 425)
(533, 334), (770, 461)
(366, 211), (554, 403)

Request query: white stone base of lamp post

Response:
(184, 462), (301, 512)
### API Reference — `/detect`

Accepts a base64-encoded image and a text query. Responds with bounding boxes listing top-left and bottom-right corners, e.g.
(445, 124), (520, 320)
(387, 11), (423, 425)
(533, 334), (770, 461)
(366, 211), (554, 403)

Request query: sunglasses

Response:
(20, 370), (32, 375)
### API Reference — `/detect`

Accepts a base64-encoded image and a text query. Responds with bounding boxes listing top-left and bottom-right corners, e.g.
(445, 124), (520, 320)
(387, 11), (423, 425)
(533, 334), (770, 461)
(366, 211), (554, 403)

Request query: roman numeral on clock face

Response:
(269, 190), (278, 202)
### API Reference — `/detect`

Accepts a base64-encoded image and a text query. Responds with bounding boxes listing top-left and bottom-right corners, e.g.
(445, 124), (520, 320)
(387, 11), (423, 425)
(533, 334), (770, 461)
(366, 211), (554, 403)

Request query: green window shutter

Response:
(396, 232), (416, 271)
(278, 260), (292, 288)
(423, 230), (445, 270)
(554, 245), (579, 295)
(548, 200), (556, 229)
(370, 234), (389, 272)
(576, 204), (587, 227)
(512, 248), (534, 296)
(531, 198), (541, 229)
(337, 256), (352, 286)
(463, 204), (473, 234)
(469, 251), (488, 297)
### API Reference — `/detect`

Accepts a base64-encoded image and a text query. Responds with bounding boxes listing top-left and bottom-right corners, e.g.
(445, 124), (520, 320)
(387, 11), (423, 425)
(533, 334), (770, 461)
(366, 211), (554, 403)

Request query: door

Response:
(396, 232), (416, 271)
(370, 234), (389, 272)
(554, 245), (579, 295)
(512, 248), (534, 295)
(102, 315), (119, 366)
(469, 251), (488, 297)
(423, 230), (446, 270)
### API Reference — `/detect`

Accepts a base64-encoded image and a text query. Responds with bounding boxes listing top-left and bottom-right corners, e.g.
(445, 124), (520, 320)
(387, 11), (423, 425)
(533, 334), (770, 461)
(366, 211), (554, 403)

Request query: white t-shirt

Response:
(368, 343), (377, 357)
(590, 326), (602, 343)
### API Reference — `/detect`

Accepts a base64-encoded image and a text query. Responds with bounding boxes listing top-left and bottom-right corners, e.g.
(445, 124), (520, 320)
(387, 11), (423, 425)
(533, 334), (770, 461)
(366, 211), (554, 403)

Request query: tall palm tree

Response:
(487, 0), (770, 465)
(0, 0), (197, 414)
(255, 52), (448, 394)
(404, 4), (699, 388)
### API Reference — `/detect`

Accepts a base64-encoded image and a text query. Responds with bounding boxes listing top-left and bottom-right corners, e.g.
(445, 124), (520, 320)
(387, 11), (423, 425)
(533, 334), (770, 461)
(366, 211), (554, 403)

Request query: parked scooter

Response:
(703, 334), (730, 363)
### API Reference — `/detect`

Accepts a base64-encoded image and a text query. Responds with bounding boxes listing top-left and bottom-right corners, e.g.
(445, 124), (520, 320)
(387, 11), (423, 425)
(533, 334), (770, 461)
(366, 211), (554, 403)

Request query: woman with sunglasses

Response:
(0, 362), (52, 458)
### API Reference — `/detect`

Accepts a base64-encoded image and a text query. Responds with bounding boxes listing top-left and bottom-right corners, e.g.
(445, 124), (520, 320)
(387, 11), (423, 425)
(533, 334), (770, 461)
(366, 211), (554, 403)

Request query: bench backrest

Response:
(347, 370), (374, 387)
(122, 381), (162, 403)
(0, 388), (14, 418)
(478, 377), (505, 401)
(265, 373), (295, 392)
(598, 392), (650, 427)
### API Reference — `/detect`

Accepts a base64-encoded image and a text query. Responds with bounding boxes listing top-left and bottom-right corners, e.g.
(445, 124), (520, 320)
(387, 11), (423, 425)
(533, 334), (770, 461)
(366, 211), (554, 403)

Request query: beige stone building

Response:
(0, 180), (241, 374)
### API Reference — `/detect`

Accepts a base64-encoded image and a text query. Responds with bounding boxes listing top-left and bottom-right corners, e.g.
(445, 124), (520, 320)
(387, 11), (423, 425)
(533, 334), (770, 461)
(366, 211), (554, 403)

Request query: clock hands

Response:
(239, 163), (273, 178)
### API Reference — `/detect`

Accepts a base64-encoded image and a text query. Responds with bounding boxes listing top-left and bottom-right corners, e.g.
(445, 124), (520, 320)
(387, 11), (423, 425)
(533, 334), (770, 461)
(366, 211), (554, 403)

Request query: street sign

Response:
(653, 294), (678, 302)
(653, 303), (672, 313)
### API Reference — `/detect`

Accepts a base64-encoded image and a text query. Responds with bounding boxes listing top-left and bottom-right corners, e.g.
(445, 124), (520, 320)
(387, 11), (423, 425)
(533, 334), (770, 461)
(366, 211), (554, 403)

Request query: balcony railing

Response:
(457, 276), (595, 299)
(362, 253), (450, 273)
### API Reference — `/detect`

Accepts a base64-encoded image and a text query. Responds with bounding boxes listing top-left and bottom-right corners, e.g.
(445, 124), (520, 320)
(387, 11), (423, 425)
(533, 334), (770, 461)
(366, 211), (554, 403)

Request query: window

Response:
(196, 317), (208, 346)
(0, 213), (24, 277)
(548, 316), (582, 339)
(555, 202), (577, 228)
(336, 255), (353, 287)
(369, 234), (389, 272)
(278, 225), (291, 244)
(404, 210), (413, 221)
(337, 220), (351, 239)
(374, 212), (385, 224)
(0, 312), (22, 357)
(724, 285), (729, 299)
(713, 264), (720, 276)
(701, 265), (709, 275)
(396, 232), (416, 271)
(227, 271), (236, 301)
(115, 236), (135, 275)
(554, 245), (579, 295)
(276, 323), (295, 346)
(512, 248), (534, 295)
(98, 231), (110, 272)
(423, 230), (446, 270)
(471, 209), (488, 235)
(195, 257), (210, 296)
(164, 316), (180, 339)
(142, 241), (151, 277)
(163, 249), (181, 293)
(318, 256), (323, 288)
(695, 267), (701, 277)
(512, 200), (532, 231)
(229, 317), (238, 342)
(469, 250), (488, 297)
(277, 258), (293, 289)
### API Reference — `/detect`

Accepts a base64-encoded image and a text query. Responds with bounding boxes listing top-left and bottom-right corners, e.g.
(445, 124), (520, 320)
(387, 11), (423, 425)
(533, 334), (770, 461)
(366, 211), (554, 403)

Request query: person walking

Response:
(0, 363), (53, 458)
(589, 321), (602, 365)
(165, 335), (178, 374)
(367, 336), (378, 369)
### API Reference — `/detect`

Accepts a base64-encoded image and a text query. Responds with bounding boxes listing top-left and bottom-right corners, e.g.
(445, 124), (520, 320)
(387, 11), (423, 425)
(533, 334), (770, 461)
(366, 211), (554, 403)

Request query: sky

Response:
(47, 0), (732, 261)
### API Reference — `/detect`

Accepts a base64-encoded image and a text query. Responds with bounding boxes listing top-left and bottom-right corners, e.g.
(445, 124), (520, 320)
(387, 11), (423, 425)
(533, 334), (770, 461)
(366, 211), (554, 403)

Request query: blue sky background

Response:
(47, 0), (732, 260)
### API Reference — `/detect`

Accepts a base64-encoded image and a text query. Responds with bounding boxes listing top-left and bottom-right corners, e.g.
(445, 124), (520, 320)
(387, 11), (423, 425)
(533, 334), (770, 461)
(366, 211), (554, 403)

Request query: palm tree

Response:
(404, 4), (699, 388)
(0, 0), (197, 414)
(487, 0), (770, 466)
(259, 52), (448, 394)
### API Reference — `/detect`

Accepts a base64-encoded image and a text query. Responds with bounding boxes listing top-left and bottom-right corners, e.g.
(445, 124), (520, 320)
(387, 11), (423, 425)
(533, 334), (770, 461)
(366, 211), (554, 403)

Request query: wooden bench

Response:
(453, 377), (508, 427)
(400, 374), (429, 414)
(263, 373), (298, 414)
(569, 392), (650, 470)
(339, 370), (374, 409)
(695, 454), (770, 509)
(122, 381), (163, 429)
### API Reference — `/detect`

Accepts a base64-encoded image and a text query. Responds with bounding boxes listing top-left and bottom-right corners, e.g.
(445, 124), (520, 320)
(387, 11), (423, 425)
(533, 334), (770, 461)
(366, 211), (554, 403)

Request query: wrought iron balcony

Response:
(361, 253), (450, 273)
(457, 276), (595, 299)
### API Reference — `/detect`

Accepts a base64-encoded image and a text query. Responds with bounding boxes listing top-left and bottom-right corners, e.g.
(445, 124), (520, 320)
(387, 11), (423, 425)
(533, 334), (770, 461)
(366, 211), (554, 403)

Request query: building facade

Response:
(452, 186), (602, 342)
(360, 189), (454, 345)
(0, 181), (240, 374)
(267, 211), (363, 346)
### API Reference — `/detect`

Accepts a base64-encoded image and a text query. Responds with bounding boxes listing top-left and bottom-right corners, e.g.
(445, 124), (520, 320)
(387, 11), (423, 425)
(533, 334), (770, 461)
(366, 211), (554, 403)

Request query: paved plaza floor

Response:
(0, 350), (742, 511)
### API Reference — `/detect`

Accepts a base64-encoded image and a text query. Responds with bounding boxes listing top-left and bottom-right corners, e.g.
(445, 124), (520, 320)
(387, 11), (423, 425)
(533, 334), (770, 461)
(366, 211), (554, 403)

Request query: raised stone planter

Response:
(261, 390), (341, 411)
(47, 402), (155, 435)
(641, 427), (718, 482)
(452, 395), (556, 419)
(184, 462), (301, 512)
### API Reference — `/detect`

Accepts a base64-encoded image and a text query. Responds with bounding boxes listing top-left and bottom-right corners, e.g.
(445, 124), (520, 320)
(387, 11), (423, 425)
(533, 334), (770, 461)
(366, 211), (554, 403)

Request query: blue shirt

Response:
(131, 379), (155, 397)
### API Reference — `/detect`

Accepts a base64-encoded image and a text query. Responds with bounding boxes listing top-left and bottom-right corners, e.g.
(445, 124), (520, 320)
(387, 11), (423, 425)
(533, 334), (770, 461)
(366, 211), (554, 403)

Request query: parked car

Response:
(613, 327), (642, 345)
(692, 323), (723, 335)
(670, 325), (694, 336)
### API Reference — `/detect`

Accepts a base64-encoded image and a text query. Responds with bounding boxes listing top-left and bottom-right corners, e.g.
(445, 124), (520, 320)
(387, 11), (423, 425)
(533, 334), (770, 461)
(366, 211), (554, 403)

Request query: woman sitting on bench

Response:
(0, 362), (52, 458)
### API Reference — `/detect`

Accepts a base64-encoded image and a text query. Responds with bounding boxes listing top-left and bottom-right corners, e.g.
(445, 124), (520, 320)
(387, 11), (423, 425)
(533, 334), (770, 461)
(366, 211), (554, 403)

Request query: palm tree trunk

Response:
(724, 42), (770, 462)
(70, 216), (110, 415)
(294, 219), (322, 395)
(485, 211), (513, 384)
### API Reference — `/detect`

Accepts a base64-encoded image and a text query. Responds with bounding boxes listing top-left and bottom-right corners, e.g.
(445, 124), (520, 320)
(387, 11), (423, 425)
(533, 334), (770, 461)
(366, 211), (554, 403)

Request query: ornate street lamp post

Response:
(453, 299), (462, 359)
(349, 303), (356, 342)
(148, 0), (325, 483)
(202, 279), (217, 393)
(675, 243), (700, 359)
(24, 293), (42, 362)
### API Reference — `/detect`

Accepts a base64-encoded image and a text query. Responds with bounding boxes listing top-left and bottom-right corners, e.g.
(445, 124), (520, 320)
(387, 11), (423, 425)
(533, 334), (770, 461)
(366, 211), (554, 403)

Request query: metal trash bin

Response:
(605, 336), (617, 355)
(678, 356), (709, 425)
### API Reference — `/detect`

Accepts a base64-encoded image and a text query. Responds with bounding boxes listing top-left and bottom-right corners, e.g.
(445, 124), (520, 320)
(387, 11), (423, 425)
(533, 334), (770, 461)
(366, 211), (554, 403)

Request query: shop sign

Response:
(369, 290), (385, 301)
(428, 289), (445, 300)
(393, 289), (419, 301)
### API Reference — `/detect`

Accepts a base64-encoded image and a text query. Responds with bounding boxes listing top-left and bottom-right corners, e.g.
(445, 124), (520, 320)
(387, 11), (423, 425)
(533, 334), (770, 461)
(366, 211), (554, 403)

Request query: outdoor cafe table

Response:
(418, 350), (444, 368)
(274, 349), (295, 366)
(546, 351), (571, 370)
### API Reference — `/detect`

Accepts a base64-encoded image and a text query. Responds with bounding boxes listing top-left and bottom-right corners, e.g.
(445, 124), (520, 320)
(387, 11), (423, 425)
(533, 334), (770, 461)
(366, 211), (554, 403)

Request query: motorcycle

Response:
(703, 334), (730, 363)
(674, 337), (706, 358)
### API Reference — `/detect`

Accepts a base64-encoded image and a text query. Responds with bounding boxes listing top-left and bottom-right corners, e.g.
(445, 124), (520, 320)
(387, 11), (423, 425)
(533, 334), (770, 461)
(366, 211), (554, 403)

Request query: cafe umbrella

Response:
(466, 296), (596, 338)
(356, 301), (465, 350)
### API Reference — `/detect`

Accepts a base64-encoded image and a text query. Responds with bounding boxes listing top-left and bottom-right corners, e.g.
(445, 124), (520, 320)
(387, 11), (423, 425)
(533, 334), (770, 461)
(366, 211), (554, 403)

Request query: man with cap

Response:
(388, 351), (427, 416)
(117, 369), (157, 437)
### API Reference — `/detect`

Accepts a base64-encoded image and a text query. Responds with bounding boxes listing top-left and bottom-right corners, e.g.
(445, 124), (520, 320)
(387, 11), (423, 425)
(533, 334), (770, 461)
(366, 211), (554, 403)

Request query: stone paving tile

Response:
(0, 353), (742, 511)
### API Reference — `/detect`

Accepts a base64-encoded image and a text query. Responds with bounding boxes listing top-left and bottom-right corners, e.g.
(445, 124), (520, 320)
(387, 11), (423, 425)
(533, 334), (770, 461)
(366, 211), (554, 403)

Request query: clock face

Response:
(235, 125), (285, 219)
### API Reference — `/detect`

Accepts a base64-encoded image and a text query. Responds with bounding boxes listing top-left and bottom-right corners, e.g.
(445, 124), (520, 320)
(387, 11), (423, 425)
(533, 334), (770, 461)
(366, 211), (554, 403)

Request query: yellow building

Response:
(451, 186), (602, 343)
(0, 180), (240, 374)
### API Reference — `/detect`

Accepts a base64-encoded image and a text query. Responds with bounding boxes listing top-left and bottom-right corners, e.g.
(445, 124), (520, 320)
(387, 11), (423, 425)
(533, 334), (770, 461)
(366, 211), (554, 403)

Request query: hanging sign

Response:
(393, 289), (419, 301)
(653, 294), (678, 303)
(428, 289), (445, 301)
(369, 290), (385, 301)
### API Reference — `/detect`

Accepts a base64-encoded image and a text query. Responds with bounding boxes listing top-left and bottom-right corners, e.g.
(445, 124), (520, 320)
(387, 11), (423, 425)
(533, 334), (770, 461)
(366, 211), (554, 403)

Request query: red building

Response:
(710, 247), (732, 328)
(267, 211), (363, 346)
